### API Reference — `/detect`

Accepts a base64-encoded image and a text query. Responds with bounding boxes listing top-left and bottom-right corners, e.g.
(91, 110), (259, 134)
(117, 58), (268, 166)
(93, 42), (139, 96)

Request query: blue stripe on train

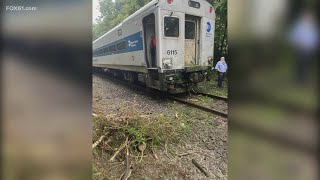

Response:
(125, 31), (144, 52)
(94, 31), (144, 57)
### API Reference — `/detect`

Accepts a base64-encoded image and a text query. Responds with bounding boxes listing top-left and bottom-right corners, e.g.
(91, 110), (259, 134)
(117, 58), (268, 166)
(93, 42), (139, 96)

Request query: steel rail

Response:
(168, 95), (228, 118)
(192, 92), (228, 101)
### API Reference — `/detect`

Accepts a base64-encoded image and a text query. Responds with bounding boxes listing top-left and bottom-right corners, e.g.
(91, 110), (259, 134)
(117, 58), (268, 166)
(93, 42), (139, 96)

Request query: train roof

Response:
(93, 0), (214, 44)
(93, 0), (158, 44)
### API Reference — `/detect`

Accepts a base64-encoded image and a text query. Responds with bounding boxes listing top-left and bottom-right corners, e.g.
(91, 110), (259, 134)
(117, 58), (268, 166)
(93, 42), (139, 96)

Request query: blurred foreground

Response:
(1, 0), (319, 179)
(2, 1), (92, 179)
(229, 0), (318, 179)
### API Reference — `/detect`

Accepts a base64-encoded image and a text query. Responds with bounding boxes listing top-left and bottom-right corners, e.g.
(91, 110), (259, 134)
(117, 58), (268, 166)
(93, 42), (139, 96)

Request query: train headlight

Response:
(163, 58), (173, 69)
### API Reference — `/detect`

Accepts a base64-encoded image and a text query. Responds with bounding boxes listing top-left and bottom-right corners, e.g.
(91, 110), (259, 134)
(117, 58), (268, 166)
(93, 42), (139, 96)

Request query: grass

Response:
(92, 90), (222, 179)
(92, 106), (190, 179)
(195, 71), (228, 98)
(197, 80), (228, 98)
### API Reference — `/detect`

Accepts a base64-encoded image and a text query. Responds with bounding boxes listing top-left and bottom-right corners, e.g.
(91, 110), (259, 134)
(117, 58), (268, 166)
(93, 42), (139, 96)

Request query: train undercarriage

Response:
(94, 66), (211, 94)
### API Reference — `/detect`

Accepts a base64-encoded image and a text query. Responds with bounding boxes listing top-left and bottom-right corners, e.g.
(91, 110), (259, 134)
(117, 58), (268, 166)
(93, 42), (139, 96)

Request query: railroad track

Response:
(167, 95), (228, 118)
(192, 92), (228, 101)
(94, 71), (228, 118)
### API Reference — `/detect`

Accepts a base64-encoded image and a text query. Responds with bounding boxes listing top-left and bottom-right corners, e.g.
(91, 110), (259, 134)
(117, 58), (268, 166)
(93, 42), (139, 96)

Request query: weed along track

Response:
(92, 73), (228, 179)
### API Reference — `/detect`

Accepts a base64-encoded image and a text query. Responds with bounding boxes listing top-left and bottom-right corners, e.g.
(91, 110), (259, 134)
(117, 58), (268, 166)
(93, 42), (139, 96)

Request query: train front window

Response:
(164, 17), (179, 37)
(185, 21), (195, 39)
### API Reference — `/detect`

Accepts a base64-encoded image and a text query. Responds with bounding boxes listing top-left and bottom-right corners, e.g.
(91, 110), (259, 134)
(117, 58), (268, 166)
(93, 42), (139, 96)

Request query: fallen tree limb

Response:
(92, 132), (109, 149)
(192, 159), (209, 177)
(109, 136), (128, 162)
(177, 152), (191, 157)
(121, 143), (131, 180)
(152, 145), (159, 159)
(164, 139), (170, 159)
(177, 151), (197, 157)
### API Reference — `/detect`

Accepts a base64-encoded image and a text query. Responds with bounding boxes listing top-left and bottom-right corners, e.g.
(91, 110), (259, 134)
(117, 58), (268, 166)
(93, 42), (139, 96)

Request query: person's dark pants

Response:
(296, 51), (313, 84)
(217, 72), (225, 88)
(151, 47), (156, 67)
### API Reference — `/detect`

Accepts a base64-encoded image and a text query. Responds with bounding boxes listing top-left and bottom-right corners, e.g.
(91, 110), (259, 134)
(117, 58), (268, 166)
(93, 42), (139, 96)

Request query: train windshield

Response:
(185, 21), (195, 39)
(164, 17), (179, 37)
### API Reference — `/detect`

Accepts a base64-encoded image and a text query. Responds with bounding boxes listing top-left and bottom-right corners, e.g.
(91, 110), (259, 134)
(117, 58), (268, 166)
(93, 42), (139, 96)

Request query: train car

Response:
(93, 0), (215, 93)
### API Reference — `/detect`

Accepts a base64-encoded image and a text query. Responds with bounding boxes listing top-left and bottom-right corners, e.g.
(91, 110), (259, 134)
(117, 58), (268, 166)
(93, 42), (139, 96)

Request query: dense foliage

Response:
(93, 0), (227, 57)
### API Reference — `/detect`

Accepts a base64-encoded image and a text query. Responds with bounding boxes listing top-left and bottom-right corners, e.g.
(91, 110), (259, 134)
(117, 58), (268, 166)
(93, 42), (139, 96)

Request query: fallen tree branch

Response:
(138, 142), (146, 163)
(164, 139), (170, 159)
(151, 144), (159, 159)
(121, 144), (131, 180)
(92, 132), (109, 149)
(192, 159), (209, 177)
(177, 151), (197, 157)
(109, 136), (128, 162)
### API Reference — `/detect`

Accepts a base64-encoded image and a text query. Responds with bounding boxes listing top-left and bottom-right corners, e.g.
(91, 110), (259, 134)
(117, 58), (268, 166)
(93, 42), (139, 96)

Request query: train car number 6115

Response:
(167, 50), (177, 55)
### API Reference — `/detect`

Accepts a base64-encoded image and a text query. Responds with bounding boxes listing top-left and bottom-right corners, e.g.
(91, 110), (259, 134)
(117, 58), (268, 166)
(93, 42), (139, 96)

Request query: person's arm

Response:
(215, 62), (221, 72)
(214, 63), (218, 71)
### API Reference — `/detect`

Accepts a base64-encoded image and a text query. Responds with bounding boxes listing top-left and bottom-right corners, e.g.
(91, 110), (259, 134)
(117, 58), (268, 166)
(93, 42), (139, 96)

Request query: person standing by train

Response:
(150, 35), (156, 67)
(289, 10), (318, 84)
(214, 57), (228, 88)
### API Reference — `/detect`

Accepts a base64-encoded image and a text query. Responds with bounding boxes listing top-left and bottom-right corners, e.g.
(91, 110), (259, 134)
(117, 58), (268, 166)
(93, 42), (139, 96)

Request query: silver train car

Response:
(93, 0), (215, 93)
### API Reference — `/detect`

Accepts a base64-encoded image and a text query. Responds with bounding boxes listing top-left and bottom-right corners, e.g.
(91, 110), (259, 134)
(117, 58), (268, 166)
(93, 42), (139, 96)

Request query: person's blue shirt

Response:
(214, 60), (228, 73)
(289, 18), (319, 52)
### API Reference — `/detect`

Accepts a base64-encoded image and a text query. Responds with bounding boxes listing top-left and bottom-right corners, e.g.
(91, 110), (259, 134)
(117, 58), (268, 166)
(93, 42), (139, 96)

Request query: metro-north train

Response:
(93, 0), (215, 93)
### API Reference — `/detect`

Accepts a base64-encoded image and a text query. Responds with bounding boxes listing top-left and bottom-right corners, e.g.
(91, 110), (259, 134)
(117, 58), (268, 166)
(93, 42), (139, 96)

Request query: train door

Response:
(184, 15), (200, 66)
(142, 13), (156, 68)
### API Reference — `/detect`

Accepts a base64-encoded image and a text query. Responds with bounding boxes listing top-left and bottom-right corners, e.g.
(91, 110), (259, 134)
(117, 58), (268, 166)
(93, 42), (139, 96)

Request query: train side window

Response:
(185, 21), (195, 39)
(117, 41), (126, 51)
(99, 49), (103, 55)
(164, 17), (179, 37)
(103, 47), (108, 54)
(109, 45), (116, 52)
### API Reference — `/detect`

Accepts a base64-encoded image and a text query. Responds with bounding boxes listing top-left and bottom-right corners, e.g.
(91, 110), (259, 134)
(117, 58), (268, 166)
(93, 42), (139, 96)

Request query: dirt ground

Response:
(92, 74), (228, 180)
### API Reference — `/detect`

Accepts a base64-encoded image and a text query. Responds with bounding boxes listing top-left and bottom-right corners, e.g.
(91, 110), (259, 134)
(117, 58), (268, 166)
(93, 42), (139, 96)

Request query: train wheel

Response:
(126, 72), (138, 83)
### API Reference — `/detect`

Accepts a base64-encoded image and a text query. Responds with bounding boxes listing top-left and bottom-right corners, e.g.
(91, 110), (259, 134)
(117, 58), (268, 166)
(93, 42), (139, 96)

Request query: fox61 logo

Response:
(6, 6), (37, 11)
(6, 6), (23, 10)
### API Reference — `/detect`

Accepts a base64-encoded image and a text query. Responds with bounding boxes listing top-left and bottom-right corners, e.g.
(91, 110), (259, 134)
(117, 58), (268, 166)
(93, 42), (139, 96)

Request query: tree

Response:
(93, 0), (152, 40)
(209, 0), (228, 59)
